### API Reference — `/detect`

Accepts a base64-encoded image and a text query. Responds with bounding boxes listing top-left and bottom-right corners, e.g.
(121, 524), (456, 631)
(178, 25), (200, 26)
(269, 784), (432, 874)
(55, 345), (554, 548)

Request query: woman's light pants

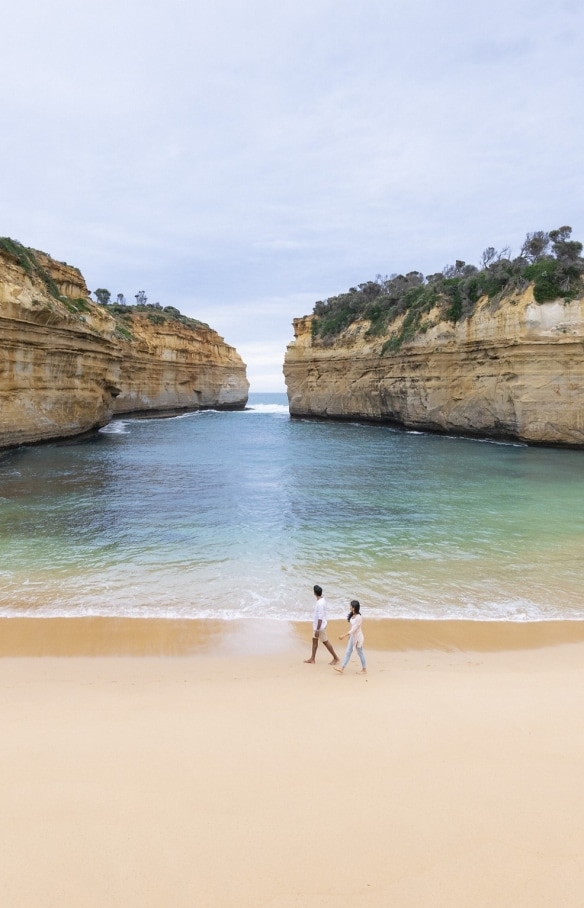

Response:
(342, 637), (366, 670)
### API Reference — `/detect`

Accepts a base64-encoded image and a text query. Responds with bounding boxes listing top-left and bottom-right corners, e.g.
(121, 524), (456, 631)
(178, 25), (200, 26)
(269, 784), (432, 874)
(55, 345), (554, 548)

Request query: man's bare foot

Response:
(330, 658), (340, 665)
(304, 659), (315, 664)
(357, 669), (367, 674)
(334, 667), (344, 673)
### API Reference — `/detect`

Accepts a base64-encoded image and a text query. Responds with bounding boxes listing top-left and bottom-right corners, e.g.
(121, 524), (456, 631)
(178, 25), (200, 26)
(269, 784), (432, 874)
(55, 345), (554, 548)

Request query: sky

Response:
(2, 0), (583, 391)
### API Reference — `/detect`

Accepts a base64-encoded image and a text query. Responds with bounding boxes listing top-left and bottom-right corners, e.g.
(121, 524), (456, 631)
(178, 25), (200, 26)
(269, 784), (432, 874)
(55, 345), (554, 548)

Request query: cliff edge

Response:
(284, 230), (584, 447)
(0, 240), (249, 449)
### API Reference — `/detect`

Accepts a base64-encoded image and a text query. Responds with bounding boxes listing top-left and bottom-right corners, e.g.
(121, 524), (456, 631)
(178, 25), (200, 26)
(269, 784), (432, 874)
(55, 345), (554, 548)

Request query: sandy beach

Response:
(2, 619), (584, 907)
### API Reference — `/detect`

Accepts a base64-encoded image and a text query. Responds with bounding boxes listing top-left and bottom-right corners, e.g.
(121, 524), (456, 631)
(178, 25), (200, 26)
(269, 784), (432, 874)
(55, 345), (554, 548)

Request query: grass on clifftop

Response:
(114, 303), (209, 332)
(0, 238), (210, 337)
(310, 226), (584, 352)
(0, 237), (65, 302)
(105, 304), (210, 341)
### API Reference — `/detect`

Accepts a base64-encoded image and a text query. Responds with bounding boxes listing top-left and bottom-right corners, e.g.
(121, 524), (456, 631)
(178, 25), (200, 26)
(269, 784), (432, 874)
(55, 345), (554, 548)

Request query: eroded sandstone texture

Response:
(0, 245), (249, 449)
(283, 290), (584, 447)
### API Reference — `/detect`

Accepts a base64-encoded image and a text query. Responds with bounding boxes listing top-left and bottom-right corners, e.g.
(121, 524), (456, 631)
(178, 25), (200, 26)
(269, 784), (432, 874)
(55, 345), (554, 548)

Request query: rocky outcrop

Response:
(112, 314), (249, 416)
(0, 243), (249, 449)
(284, 289), (584, 447)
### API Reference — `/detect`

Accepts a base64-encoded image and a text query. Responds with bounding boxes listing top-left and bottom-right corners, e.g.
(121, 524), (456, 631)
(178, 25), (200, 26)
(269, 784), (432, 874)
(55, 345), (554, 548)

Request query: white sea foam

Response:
(2, 591), (584, 622)
(99, 421), (129, 434)
(423, 430), (527, 448)
(2, 606), (583, 622)
(245, 403), (289, 415)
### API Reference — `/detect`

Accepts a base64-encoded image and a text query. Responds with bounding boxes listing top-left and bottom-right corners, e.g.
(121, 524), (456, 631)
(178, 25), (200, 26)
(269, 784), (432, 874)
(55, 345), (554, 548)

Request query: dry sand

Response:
(2, 618), (584, 907)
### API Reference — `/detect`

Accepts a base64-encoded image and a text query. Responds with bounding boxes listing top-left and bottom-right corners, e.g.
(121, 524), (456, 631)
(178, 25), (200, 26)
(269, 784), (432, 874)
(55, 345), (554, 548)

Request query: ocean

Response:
(1, 392), (583, 622)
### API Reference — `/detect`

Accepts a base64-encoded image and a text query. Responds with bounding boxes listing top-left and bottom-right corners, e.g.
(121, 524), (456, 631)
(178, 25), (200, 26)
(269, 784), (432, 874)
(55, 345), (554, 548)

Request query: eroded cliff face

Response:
(112, 314), (249, 416)
(0, 245), (249, 449)
(284, 289), (584, 447)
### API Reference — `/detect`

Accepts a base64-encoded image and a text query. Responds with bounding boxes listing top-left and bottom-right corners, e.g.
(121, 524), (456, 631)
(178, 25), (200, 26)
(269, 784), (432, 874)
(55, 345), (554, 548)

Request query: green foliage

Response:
(0, 237), (61, 300)
(549, 226), (583, 263)
(442, 279), (463, 322)
(311, 307), (356, 341)
(1, 238), (211, 340)
(309, 226), (584, 352)
(94, 288), (111, 306)
(520, 231), (550, 262)
(0, 237), (36, 275)
(523, 259), (581, 303)
(63, 297), (90, 314)
(380, 305), (427, 353)
(114, 324), (134, 341)
(109, 304), (133, 317)
(109, 298), (209, 338)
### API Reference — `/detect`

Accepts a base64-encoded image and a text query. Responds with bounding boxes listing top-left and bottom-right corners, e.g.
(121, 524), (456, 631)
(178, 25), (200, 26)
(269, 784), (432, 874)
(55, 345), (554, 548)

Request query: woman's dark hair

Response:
(313, 584), (323, 597)
(347, 599), (361, 621)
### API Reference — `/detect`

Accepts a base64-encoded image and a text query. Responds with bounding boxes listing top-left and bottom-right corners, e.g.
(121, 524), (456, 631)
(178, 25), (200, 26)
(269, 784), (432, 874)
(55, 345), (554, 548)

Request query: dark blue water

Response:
(1, 392), (583, 620)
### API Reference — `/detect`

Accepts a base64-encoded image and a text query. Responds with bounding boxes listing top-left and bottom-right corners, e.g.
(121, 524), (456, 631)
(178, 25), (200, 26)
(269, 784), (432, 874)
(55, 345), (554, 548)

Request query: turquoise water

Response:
(1, 392), (583, 621)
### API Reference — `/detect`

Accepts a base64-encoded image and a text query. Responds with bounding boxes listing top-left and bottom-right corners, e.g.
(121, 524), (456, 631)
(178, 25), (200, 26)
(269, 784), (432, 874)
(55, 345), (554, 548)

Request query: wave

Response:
(99, 421), (129, 434)
(2, 595), (583, 622)
(245, 404), (290, 415)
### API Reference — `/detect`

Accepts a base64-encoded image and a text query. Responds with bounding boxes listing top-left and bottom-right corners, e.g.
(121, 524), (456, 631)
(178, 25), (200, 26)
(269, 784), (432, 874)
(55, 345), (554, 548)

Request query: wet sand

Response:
(2, 619), (584, 906)
(3, 615), (584, 656)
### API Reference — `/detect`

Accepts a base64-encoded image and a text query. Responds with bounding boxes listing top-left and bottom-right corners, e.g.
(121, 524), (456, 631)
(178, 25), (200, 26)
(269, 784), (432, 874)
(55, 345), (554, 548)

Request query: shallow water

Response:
(1, 392), (583, 621)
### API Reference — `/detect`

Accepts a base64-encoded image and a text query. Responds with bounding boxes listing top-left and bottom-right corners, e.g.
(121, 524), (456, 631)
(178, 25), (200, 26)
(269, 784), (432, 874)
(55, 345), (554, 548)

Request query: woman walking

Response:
(335, 600), (367, 674)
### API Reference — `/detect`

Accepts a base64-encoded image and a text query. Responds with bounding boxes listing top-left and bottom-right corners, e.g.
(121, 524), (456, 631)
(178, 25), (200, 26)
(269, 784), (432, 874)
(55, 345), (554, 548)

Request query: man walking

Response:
(304, 584), (339, 665)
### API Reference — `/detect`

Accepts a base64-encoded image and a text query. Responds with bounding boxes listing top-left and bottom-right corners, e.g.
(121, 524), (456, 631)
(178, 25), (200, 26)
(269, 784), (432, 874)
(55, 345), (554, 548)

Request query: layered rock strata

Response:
(111, 314), (249, 417)
(0, 245), (248, 449)
(284, 290), (584, 447)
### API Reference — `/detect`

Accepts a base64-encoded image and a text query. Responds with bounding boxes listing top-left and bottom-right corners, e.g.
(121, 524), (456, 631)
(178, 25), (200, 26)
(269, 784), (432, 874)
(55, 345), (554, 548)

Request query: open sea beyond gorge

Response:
(1, 392), (583, 623)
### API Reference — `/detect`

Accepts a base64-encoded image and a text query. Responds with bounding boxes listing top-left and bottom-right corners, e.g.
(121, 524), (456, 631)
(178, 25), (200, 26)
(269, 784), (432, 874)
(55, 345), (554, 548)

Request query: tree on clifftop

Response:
(310, 224), (584, 349)
(549, 226), (583, 264)
(94, 288), (111, 305)
(520, 231), (550, 262)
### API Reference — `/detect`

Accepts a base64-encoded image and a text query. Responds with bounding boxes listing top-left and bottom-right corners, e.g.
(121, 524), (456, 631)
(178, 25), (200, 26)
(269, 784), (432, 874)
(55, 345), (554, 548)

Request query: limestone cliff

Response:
(111, 312), (249, 417)
(284, 289), (584, 447)
(0, 241), (249, 449)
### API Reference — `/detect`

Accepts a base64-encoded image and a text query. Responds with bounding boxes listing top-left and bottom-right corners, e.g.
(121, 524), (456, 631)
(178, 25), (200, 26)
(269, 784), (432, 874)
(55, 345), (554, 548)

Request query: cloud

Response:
(2, 0), (584, 390)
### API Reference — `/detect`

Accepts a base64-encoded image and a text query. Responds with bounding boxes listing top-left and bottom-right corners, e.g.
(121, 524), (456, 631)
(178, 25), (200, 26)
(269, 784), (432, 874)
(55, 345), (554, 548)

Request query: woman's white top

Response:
(348, 613), (364, 647)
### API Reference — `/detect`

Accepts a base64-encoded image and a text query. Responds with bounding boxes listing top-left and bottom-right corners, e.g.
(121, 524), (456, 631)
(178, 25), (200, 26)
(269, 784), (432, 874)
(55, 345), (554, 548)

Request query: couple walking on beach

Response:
(304, 584), (367, 674)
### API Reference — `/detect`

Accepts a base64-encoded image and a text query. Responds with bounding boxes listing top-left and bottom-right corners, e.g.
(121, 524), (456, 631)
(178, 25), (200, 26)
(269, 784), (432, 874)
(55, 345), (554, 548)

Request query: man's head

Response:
(313, 584), (323, 598)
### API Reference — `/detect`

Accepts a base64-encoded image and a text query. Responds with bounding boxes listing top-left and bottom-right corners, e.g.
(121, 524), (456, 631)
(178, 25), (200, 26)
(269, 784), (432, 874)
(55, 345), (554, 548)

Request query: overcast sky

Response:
(2, 0), (583, 390)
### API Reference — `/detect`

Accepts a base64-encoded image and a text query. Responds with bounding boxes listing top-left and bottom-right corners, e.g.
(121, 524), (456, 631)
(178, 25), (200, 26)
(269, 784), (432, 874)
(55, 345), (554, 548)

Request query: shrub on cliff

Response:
(310, 227), (584, 350)
(0, 238), (62, 301)
(0, 239), (212, 340)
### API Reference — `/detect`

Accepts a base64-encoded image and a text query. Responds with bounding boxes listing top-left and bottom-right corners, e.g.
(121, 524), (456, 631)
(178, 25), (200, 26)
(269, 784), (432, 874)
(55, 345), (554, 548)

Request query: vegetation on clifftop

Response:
(102, 301), (210, 341)
(0, 237), (75, 302)
(0, 238), (209, 337)
(310, 227), (584, 352)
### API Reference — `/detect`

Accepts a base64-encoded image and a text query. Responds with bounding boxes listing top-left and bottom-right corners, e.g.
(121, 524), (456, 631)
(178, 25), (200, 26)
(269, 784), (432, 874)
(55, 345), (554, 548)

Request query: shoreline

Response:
(2, 615), (584, 656)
